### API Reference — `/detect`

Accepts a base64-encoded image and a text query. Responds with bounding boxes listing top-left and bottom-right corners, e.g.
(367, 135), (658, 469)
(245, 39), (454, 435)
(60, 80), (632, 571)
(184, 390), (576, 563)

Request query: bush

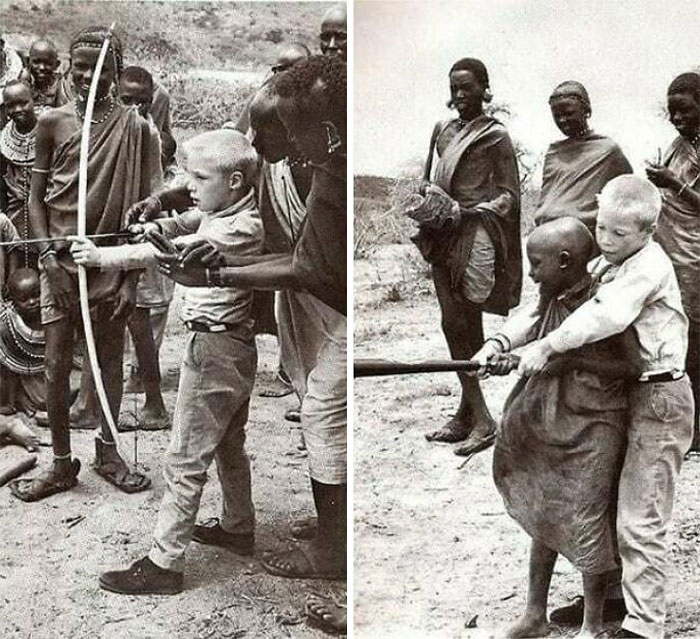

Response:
(167, 76), (256, 130)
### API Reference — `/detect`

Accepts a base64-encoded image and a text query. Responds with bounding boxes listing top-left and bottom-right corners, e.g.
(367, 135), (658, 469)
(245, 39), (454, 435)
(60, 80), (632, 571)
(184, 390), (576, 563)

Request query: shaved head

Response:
(528, 217), (594, 267)
(8, 268), (40, 295)
(273, 42), (311, 73)
(29, 38), (58, 58)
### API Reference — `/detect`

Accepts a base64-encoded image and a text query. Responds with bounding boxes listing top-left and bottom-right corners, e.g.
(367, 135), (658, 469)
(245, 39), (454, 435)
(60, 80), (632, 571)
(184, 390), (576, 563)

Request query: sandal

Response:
(9, 458), (81, 502)
(93, 437), (151, 494)
(261, 542), (346, 581)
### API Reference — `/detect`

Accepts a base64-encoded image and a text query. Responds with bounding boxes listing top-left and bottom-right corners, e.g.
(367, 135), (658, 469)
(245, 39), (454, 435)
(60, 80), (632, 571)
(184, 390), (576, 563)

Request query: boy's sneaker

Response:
(192, 518), (254, 556)
(99, 556), (183, 595)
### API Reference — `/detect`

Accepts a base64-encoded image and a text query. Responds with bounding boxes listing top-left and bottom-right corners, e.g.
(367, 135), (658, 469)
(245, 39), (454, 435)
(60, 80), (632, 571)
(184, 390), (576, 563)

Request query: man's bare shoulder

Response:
(37, 102), (74, 128)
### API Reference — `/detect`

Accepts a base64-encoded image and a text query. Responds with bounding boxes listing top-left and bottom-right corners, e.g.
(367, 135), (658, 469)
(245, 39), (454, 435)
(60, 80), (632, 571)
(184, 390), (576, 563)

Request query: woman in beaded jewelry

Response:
(418, 58), (522, 455)
(646, 72), (700, 452)
(11, 26), (156, 502)
(1, 80), (39, 269)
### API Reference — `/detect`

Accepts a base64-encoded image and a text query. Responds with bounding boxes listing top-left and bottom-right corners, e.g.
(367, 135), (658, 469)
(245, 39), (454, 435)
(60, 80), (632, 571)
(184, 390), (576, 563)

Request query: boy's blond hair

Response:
(597, 174), (662, 230)
(183, 129), (258, 188)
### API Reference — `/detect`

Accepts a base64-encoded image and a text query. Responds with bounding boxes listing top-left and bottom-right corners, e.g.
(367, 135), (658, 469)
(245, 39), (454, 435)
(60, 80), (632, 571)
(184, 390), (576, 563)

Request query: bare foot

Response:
(505, 613), (549, 638)
(306, 593), (347, 633)
(575, 625), (604, 639)
(453, 417), (496, 456)
(425, 416), (471, 442)
(1, 414), (41, 451)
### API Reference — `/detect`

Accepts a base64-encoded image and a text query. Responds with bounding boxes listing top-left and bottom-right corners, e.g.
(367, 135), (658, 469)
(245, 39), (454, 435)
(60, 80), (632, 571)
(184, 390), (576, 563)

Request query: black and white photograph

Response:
(354, 1), (699, 637)
(0, 1), (347, 637)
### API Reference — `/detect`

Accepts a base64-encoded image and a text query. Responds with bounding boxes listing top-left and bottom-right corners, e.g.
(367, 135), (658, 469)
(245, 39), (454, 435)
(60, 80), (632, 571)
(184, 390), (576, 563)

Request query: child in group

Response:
(70, 129), (264, 595)
(518, 175), (694, 639)
(646, 72), (700, 452)
(0, 268), (47, 419)
(1, 80), (38, 268)
(474, 216), (640, 639)
(120, 65), (171, 428)
(18, 39), (67, 109)
(12, 26), (155, 502)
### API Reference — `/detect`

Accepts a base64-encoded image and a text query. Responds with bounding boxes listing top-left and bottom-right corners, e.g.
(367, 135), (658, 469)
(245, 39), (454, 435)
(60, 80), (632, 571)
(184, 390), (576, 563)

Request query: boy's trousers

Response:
(618, 376), (694, 639)
(150, 331), (257, 572)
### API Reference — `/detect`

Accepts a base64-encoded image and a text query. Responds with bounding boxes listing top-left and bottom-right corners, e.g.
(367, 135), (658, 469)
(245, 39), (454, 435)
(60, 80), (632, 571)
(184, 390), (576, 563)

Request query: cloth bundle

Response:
(403, 184), (460, 230)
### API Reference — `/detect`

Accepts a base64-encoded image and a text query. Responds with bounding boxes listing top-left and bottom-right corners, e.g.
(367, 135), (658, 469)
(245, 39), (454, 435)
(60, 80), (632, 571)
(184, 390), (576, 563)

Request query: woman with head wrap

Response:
(536, 80), (632, 233)
(646, 71), (700, 452)
(418, 57), (522, 456)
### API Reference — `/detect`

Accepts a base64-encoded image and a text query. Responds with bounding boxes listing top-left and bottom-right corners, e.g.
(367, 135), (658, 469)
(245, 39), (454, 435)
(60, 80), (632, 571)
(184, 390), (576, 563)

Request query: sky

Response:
(354, 0), (700, 178)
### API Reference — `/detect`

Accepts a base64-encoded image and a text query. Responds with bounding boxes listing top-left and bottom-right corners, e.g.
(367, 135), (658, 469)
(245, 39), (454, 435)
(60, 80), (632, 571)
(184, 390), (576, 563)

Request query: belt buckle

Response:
(209, 324), (226, 333)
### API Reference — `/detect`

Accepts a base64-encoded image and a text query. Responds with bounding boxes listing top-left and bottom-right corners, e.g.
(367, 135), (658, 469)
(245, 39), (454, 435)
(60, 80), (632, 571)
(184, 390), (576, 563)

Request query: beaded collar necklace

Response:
(0, 120), (36, 165)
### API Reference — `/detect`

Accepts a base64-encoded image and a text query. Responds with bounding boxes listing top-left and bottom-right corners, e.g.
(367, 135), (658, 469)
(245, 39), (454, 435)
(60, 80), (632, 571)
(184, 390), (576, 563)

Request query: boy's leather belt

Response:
(638, 369), (684, 383)
(185, 320), (236, 333)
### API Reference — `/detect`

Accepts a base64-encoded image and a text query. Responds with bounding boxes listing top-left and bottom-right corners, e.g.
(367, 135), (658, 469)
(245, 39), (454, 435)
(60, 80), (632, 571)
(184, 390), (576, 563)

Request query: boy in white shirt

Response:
(71, 129), (263, 594)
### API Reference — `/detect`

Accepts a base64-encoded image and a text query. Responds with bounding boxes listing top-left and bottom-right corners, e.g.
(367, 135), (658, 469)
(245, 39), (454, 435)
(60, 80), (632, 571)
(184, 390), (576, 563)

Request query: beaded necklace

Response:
(74, 94), (115, 125)
(0, 121), (36, 265)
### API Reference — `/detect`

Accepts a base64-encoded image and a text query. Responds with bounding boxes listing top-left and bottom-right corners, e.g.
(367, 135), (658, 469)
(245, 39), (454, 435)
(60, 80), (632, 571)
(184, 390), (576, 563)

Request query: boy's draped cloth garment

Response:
(535, 132), (632, 232)
(413, 115), (521, 315)
(40, 104), (152, 319)
(0, 301), (46, 413)
(655, 136), (700, 325)
(494, 274), (635, 575)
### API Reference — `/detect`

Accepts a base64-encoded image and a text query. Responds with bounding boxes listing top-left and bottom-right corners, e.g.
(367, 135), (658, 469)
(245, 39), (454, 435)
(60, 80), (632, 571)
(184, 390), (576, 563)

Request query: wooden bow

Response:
(77, 23), (128, 463)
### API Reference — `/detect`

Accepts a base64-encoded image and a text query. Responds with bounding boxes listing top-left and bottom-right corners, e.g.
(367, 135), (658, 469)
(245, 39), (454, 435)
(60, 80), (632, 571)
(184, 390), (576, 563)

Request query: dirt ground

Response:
(0, 289), (345, 639)
(353, 244), (700, 639)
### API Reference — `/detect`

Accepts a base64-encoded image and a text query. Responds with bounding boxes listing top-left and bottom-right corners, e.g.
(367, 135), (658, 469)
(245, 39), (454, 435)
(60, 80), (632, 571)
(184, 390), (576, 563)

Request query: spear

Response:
(354, 356), (520, 377)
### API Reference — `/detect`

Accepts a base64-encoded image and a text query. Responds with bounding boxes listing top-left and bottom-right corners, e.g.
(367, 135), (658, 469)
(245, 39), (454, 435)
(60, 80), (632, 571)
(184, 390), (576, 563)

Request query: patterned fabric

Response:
(0, 302), (45, 374)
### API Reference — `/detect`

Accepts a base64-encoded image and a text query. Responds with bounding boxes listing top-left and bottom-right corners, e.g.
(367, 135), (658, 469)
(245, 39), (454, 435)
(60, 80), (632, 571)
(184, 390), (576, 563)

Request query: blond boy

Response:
(72, 130), (264, 594)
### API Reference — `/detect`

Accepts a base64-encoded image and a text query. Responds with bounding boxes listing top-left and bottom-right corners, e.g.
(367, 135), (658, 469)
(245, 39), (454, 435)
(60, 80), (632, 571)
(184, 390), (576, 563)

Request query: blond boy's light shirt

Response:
(546, 241), (688, 372)
(97, 190), (263, 334)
